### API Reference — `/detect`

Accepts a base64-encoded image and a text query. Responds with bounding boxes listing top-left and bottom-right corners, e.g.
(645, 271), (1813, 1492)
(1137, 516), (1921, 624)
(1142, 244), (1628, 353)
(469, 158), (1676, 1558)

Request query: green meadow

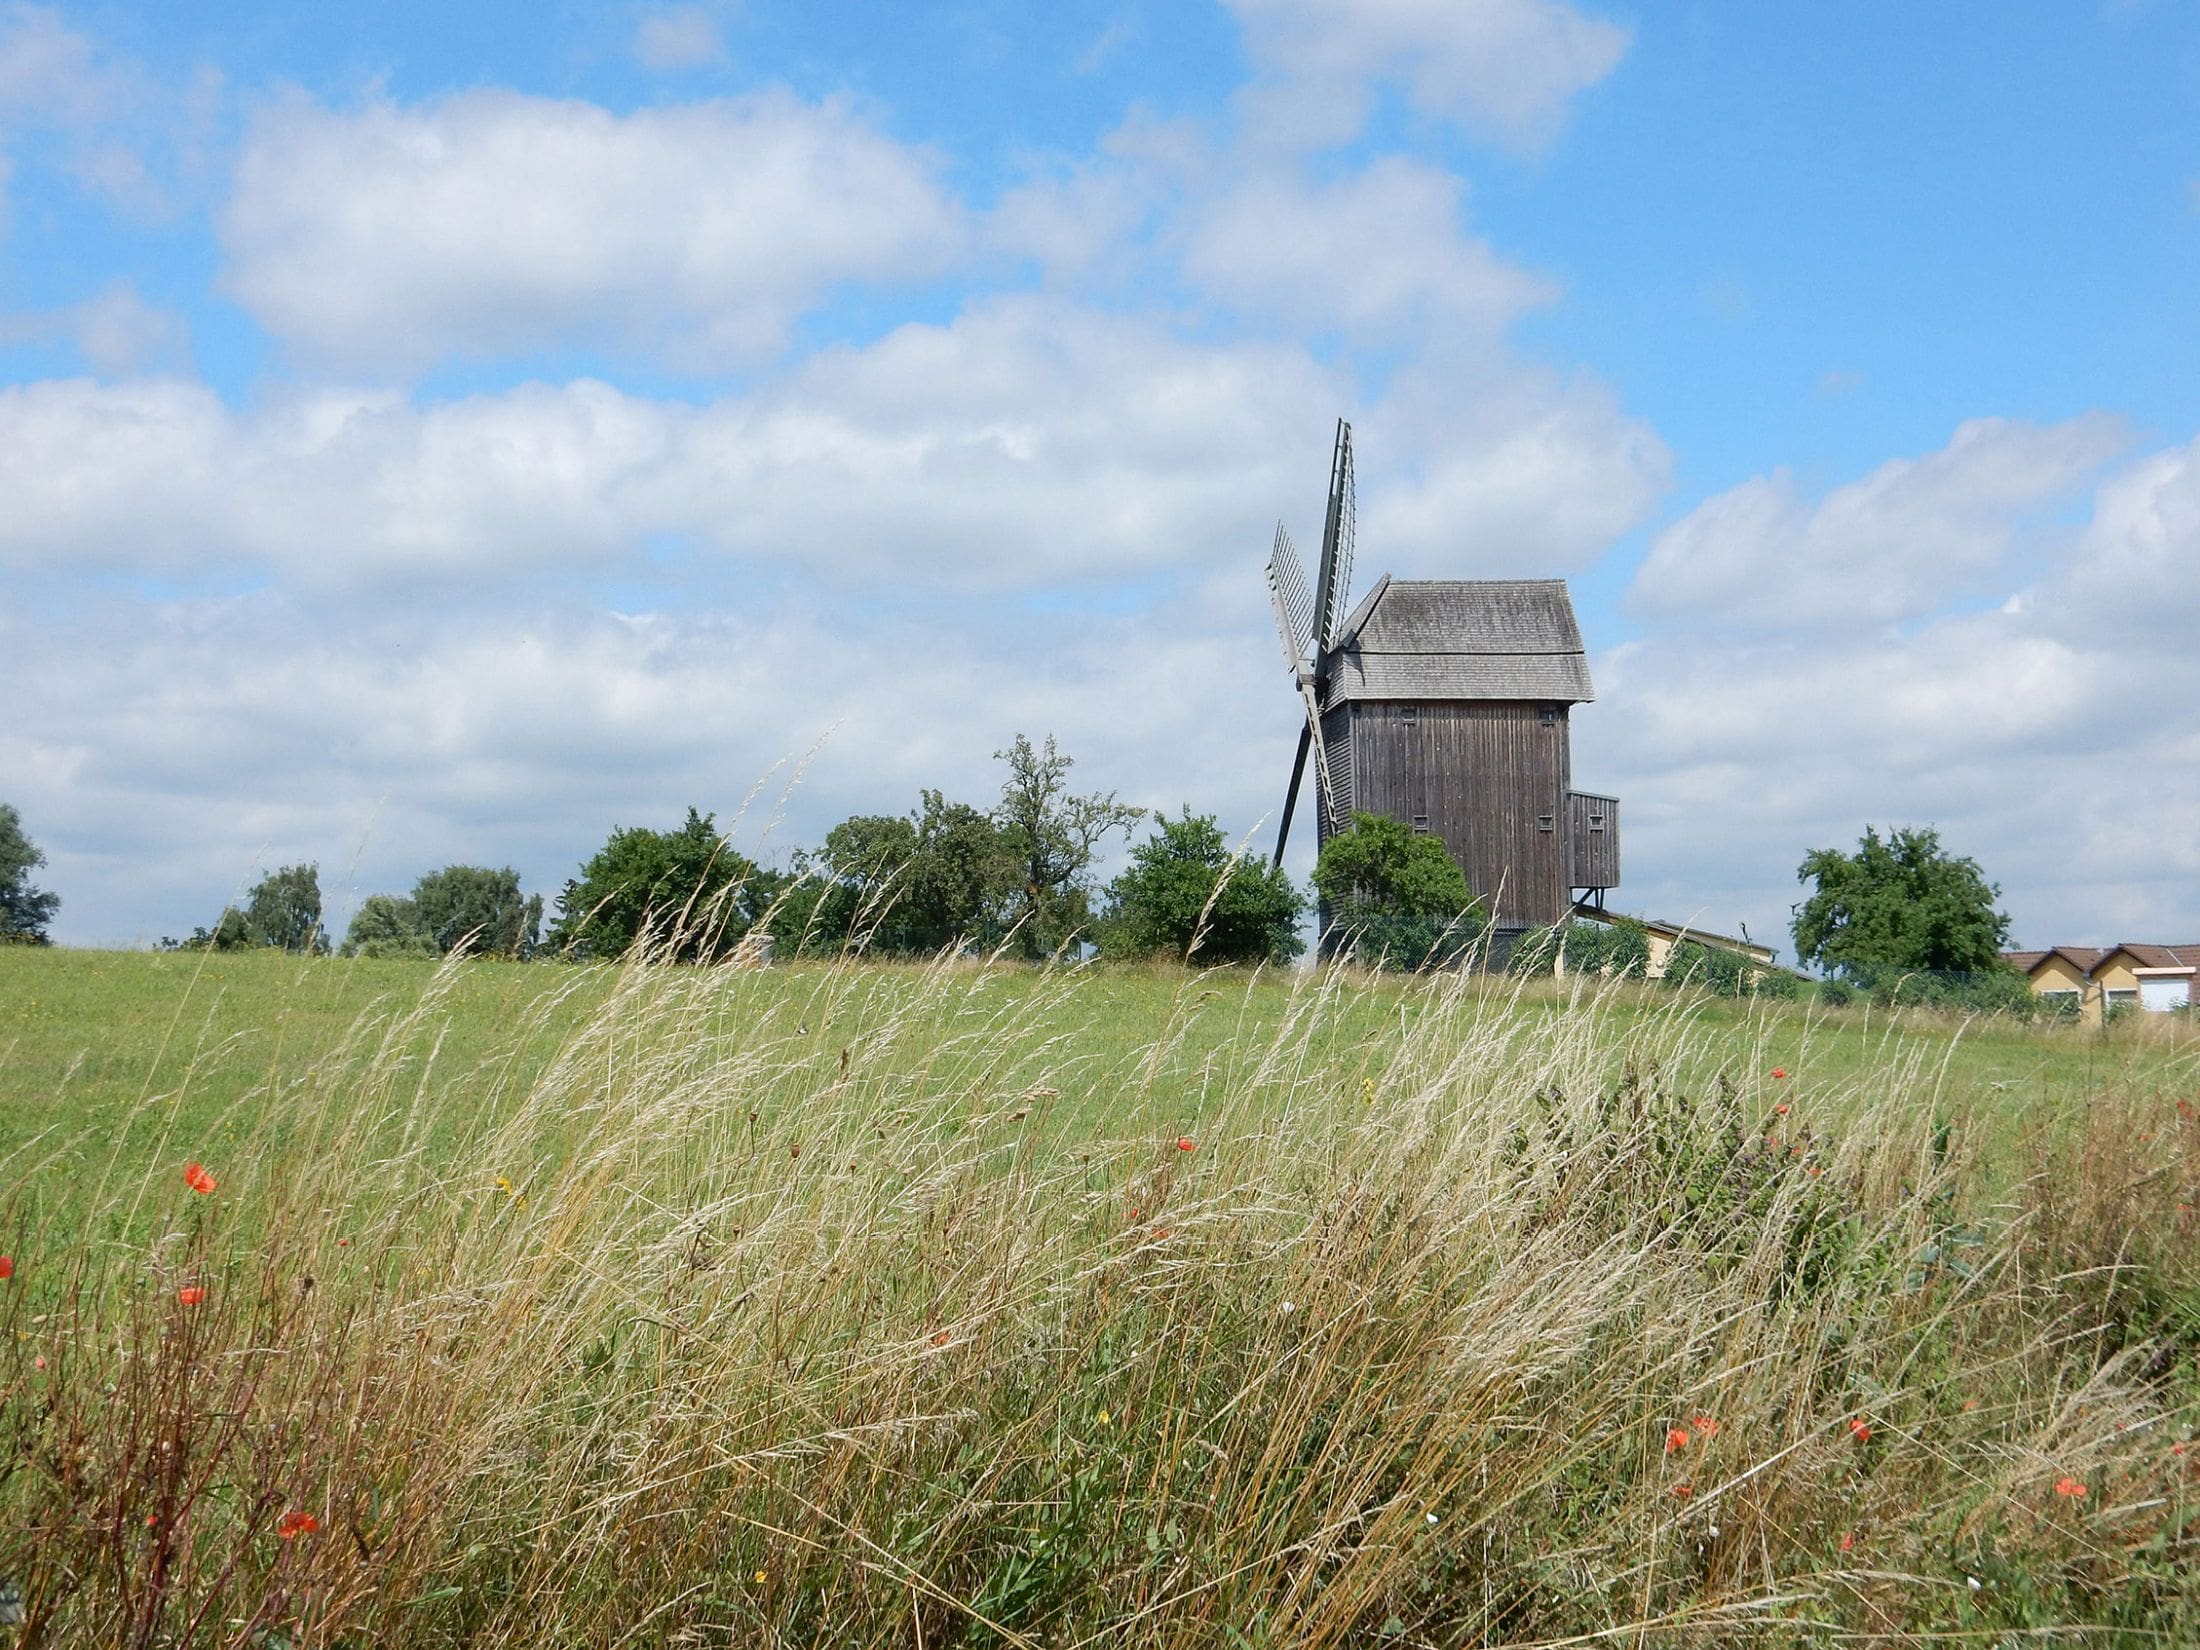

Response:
(0, 945), (2195, 1646)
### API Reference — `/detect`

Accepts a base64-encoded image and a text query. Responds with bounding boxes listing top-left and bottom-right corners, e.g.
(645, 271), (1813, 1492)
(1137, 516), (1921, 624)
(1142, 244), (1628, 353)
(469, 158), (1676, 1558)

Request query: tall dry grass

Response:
(2, 942), (2195, 1647)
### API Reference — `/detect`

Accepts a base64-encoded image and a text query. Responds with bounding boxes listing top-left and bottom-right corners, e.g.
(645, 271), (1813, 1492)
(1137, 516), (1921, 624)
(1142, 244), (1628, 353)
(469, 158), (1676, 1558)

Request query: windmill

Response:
(1259, 419), (1623, 939)
(1264, 417), (1356, 865)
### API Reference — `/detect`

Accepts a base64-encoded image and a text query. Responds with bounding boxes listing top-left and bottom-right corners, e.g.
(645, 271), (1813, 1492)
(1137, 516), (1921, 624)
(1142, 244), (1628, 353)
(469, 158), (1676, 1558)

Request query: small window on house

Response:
(1539, 706), (1559, 726)
(1400, 706), (1417, 725)
(1537, 814), (1555, 833)
(1589, 815), (1606, 831)
(1411, 815), (1429, 833)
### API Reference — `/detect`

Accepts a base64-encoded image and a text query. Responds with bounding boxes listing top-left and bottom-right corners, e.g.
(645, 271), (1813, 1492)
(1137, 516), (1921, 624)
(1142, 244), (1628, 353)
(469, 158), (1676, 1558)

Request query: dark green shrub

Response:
(1313, 813), (1487, 971)
(1099, 809), (1304, 966)
(1604, 917), (1650, 979)
(1561, 921), (1610, 976)
(1509, 925), (1560, 977)
(1752, 967), (1803, 1001)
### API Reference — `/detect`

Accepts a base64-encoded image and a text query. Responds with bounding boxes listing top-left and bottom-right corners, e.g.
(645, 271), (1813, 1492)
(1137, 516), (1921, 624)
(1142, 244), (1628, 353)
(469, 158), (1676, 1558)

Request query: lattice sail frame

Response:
(1265, 418), (1357, 863)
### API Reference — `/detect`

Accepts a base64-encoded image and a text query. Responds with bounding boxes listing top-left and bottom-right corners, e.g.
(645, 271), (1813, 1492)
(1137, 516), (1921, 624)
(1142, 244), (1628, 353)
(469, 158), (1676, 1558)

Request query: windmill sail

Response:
(1267, 416), (1356, 865)
(1309, 420), (1356, 653)
(1266, 524), (1312, 671)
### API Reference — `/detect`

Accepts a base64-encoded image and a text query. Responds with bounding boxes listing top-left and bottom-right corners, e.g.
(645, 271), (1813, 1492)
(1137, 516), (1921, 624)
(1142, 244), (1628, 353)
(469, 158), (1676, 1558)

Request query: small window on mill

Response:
(1400, 706), (1417, 725)
(1538, 706), (1559, 726)
(1536, 814), (1555, 833)
(1411, 815), (1430, 833)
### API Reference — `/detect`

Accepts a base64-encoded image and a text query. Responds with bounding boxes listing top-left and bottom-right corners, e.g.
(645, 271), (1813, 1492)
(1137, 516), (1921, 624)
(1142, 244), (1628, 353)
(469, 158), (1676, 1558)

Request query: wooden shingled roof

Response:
(1321, 577), (1596, 706)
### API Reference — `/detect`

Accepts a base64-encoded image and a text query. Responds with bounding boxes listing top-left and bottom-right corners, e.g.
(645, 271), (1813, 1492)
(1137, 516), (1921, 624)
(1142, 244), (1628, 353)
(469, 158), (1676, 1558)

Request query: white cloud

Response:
(220, 88), (965, 373)
(1225, 0), (1629, 151)
(0, 302), (1345, 586)
(1181, 156), (1556, 342)
(1352, 370), (1668, 572)
(1631, 415), (2129, 632)
(0, 295), (1675, 591)
(0, 584), (1310, 949)
(0, 4), (193, 219)
(632, 6), (726, 71)
(0, 279), (187, 373)
(0, 4), (117, 128)
(2054, 430), (2200, 646)
(1580, 431), (2200, 953)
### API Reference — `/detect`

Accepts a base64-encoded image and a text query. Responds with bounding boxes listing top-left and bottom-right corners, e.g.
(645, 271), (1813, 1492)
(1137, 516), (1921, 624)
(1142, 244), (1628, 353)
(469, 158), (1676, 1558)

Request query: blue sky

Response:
(3, 0), (2197, 954)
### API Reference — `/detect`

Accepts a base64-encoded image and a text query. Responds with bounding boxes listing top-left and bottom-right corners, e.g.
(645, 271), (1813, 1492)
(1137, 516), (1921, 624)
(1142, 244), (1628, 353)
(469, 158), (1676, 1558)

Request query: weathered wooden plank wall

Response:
(1568, 791), (1620, 891)
(1346, 701), (1573, 925)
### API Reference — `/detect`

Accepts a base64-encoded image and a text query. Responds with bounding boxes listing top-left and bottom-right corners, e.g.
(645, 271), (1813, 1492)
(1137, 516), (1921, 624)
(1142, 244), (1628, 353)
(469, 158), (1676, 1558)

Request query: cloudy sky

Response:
(3, 1), (2197, 955)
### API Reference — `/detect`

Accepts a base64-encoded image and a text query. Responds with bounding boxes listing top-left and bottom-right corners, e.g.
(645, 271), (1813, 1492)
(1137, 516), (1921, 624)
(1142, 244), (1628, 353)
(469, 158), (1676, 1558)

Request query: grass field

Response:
(0, 945), (2196, 1646)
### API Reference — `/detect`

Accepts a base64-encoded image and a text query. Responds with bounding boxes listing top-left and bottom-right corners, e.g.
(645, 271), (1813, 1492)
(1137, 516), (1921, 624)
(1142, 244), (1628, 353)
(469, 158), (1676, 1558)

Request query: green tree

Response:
(992, 735), (1144, 959)
(1792, 825), (2011, 978)
(1099, 809), (1305, 966)
(0, 803), (61, 945)
(547, 809), (765, 963)
(342, 894), (437, 959)
(242, 864), (327, 954)
(163, 907), (253, 953)
(1312, 812), (1487, 970)
(804, 797), (1019, 955)
(412, 865), (542, 957)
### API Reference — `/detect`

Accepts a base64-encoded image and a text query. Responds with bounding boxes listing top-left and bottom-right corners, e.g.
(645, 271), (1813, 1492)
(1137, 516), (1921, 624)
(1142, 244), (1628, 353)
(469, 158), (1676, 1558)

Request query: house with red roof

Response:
(2001, 942), (2200, 1022)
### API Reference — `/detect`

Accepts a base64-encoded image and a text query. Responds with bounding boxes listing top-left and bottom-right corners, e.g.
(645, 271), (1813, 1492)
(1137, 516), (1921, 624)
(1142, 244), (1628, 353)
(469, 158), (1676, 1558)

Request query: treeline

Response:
(162, 736), (1314, 969)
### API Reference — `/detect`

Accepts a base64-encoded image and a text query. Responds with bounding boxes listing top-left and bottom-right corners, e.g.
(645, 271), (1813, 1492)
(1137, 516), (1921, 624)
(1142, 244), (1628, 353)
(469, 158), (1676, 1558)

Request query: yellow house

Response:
(2002, 943), (2199, 1023)
(1636, 917), (1774, 982)
(1556, 911), (1774, 981)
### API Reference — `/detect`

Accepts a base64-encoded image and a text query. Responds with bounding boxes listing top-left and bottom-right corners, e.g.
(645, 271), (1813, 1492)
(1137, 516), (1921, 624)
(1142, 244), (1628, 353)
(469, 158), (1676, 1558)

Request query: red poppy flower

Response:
(1806, 1164), (1823, 1177)
(0, 1256), (14, 1281)
(1665, 1426), (1691, 1453)
(1670, 1481), (1692, 1498)
(929, 1330), (950, 1348)
(1839, 1530), (1855, 1553)
(1848, 1418), (1872, 1442)
(276, 1509), (320, 1539)
(1691, 1415), (1719, 1437)
(1774, 1102), (1790, 1116)
(1771, 1068), (1788, 1080)
(176, 1286), (206, 1305)
(183, 1162), (216, 1195)
(2053, 1476), (2087, 1499)
(1175, 1137), (1195, 1152)
(1152, 1227), (1173, 1241)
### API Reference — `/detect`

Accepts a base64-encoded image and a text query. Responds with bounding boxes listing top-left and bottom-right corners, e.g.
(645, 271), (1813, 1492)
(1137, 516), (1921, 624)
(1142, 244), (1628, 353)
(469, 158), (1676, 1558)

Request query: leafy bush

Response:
(1312, 812), (1487, 971)
(546, 809), (768, 963)
(1561, 920), (1610, 976)
(342, 894), (438, 960)
(1099, 809), (1304, 965)
(169, 865), (328, 954)
(1603, 917), (1651, 979)
(1508, 925), (1560, 977)
(412, 865), (542, 957)
(1751, 966), (1803, 1001)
